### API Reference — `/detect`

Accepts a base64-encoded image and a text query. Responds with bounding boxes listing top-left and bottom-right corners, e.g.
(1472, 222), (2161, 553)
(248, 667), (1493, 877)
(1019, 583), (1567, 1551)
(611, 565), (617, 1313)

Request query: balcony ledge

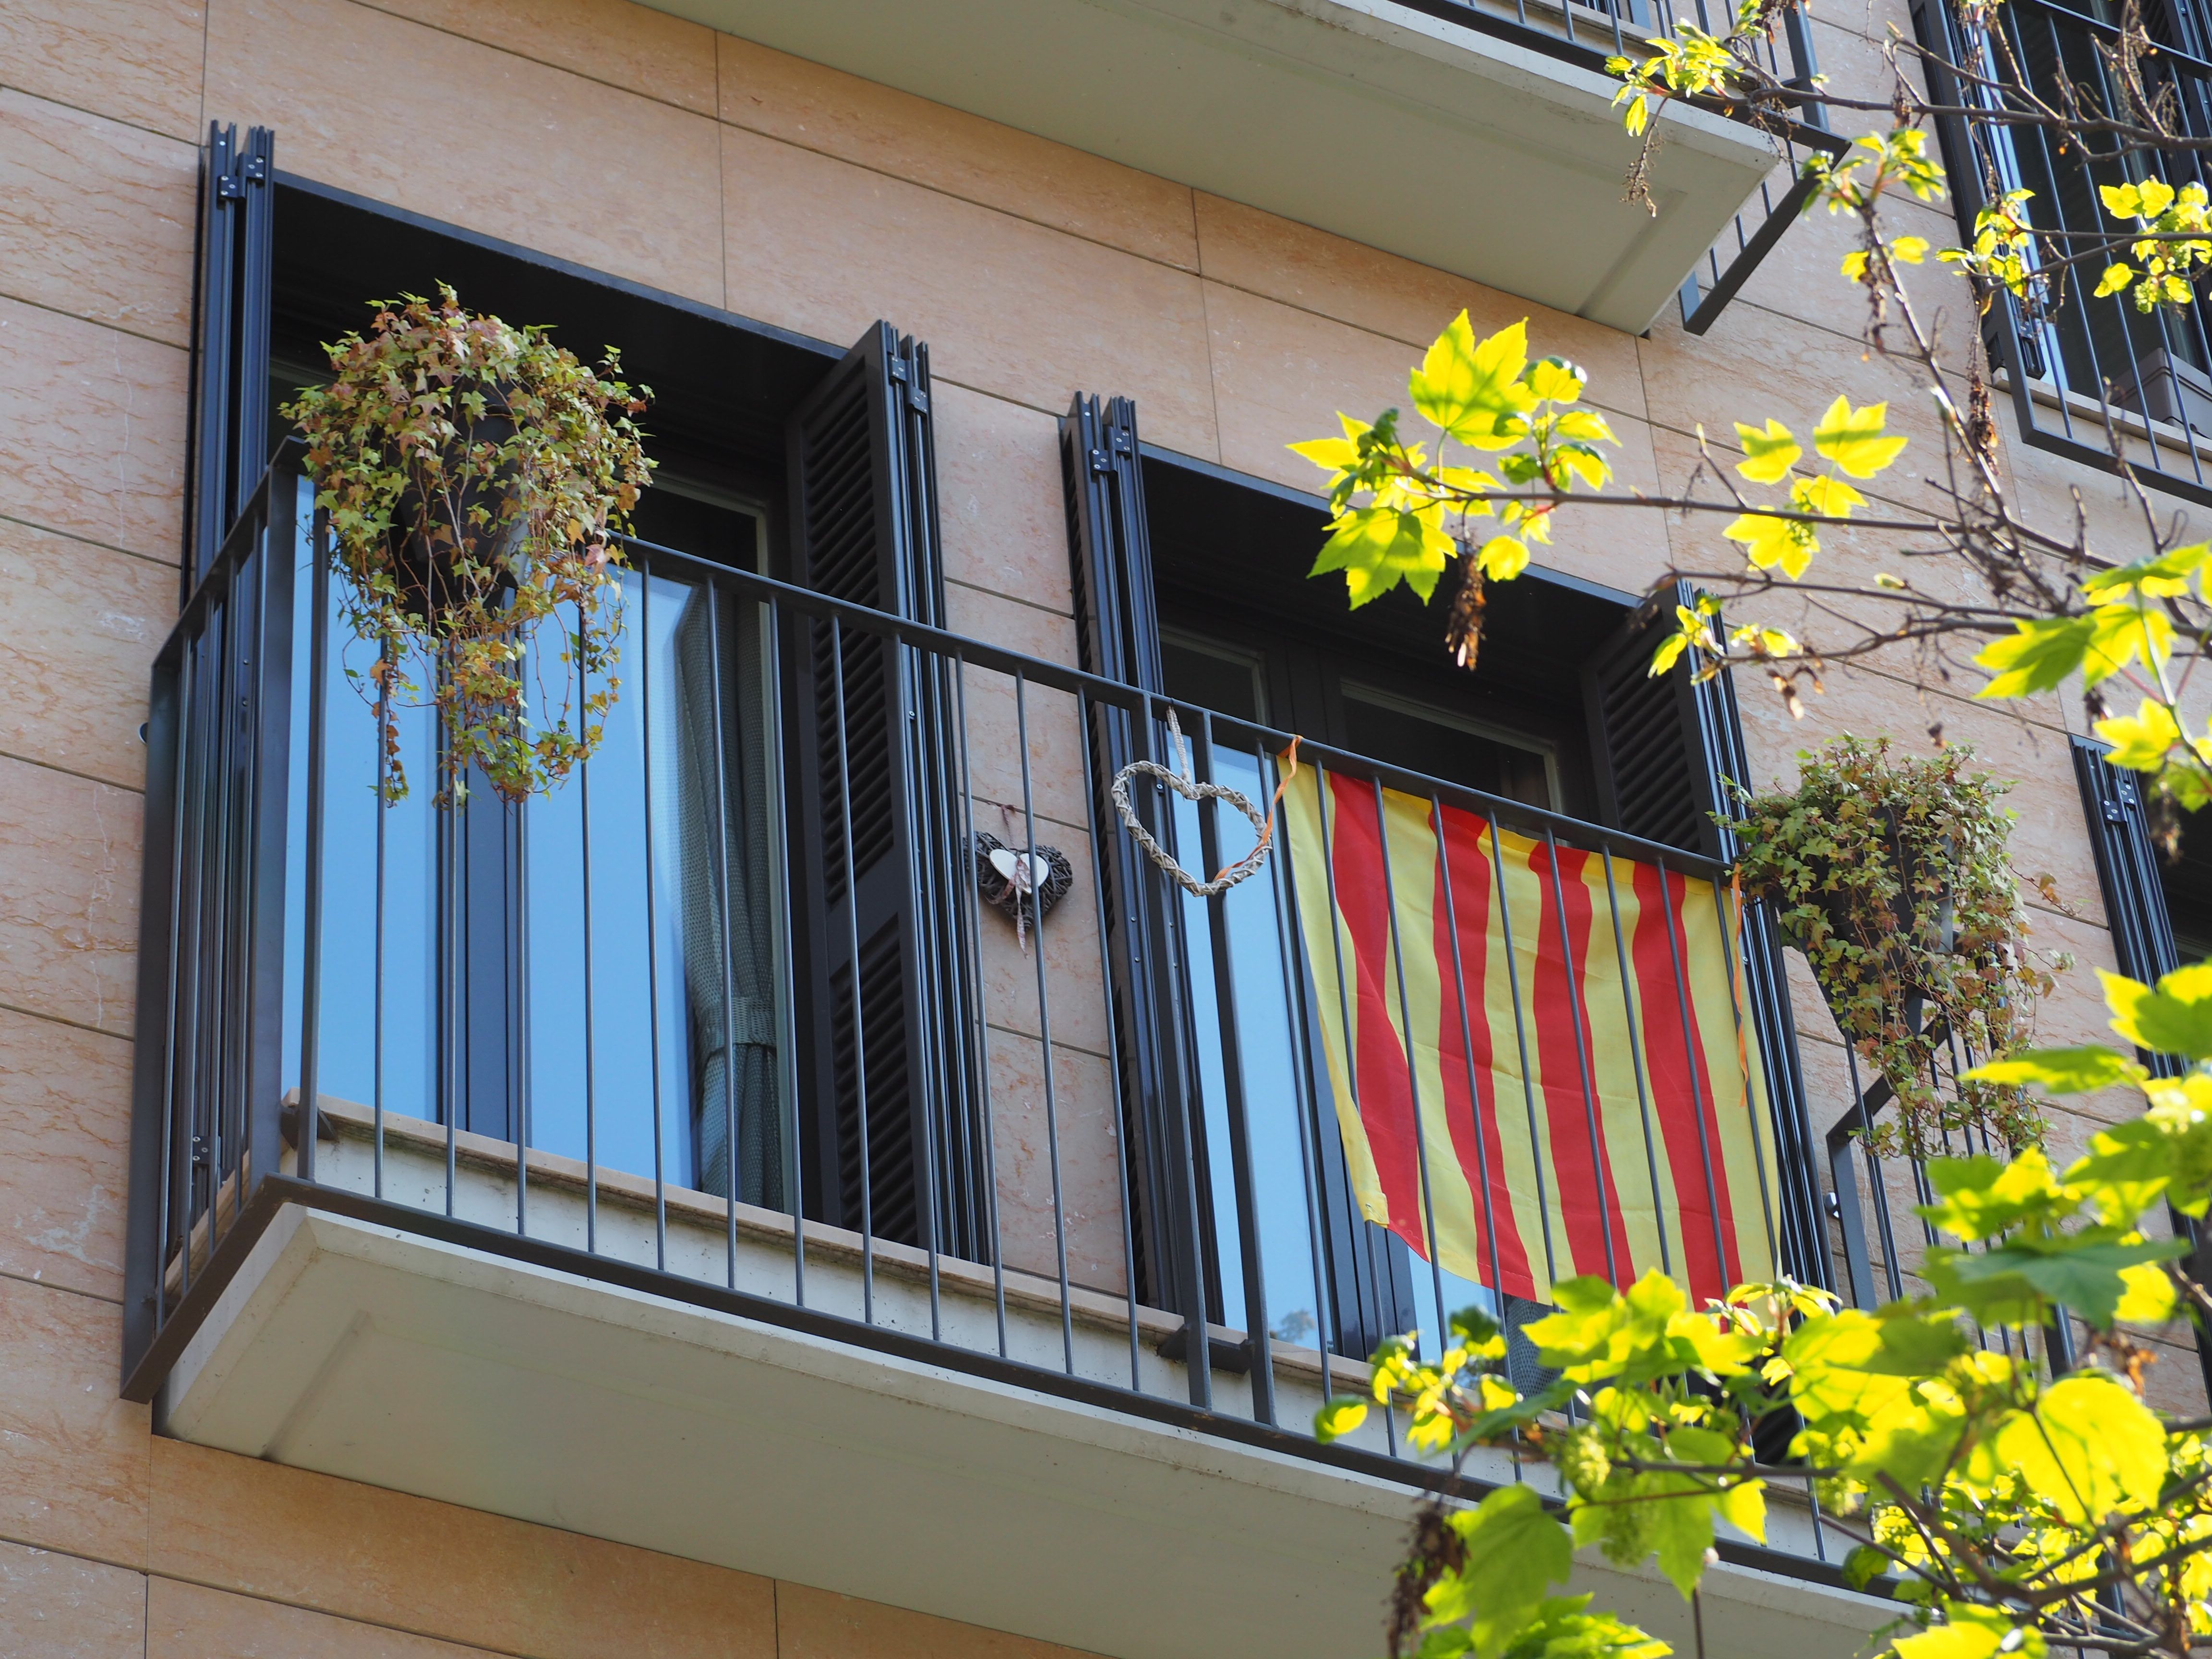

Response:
(163, 1201), (1892, 1659)
(660, 0), (1782, 334)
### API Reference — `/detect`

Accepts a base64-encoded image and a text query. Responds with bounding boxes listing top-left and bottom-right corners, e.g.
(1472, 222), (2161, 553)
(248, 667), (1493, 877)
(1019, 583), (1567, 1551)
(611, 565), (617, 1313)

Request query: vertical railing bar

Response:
(907, 635), (953, 1346)
(1267, 741), (1346, 1415)
(1430, 797), (1509, 1350)
(515, 797), (530, 1241)
(1540, 825), (1616, 1288)
(1488, 815), (1558, 1295)
(707, 588), (740, 1289)
(178, 623), (220, 1298)
(641, 557), (668, 1272)
(1139, 689), (1215, 1414)
(223, 528), (263, 1244)
(441, 709), (458, 1219)
(373, 659), (389, 1200)
(1015, 670), (1076, 1374)
(154, 633), (195, 1324)
(1707, 878), (1782, 1275)
(206, 567), (239, 1251)
(583, 757), (601, 1254)
(182, 613), (219, 1287)
(1371, 775), (1451, 1369)
(1600, 848), (1671, 1280)
(954, 653), (1010, 1359)
(1078, 689), (1142, 1390)
(297, 505), (331, 1185)
(828, 619), (876, 1322)
(1307, 758), (1392, 1452)
(221, 540), (255, 1246)
(1196, 710), (1274, 1423)
(764, 589), (805, 1305)
(1656, 855), (1730, 1281)
(1846, 1042), (1905, 1304)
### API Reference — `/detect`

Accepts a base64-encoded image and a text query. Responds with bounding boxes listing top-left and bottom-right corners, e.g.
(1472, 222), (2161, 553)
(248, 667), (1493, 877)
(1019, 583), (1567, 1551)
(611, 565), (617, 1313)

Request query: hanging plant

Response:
(284, 285), (651, 805)
(1727, 735), (2070, 1159)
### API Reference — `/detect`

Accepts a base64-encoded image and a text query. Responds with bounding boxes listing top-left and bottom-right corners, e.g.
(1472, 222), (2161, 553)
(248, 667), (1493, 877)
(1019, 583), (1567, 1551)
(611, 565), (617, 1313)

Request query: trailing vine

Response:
(284, 285), (651, 805)
(1727, 736), (2068, 1157)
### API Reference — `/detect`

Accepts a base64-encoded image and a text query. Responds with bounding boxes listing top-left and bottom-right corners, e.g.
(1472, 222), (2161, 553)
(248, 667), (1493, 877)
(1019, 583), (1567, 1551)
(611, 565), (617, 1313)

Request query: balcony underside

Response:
(663, 0), (1780, 334)
(162, 1187), (1891, 1659)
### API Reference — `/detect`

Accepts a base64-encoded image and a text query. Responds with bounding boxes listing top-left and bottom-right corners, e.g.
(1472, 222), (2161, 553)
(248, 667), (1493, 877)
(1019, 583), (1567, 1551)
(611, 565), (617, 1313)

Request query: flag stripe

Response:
(1281, 759), (1777, 1308)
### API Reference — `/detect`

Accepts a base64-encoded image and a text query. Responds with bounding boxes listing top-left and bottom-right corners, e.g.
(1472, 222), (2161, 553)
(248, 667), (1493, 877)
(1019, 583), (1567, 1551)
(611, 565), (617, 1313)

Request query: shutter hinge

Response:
(1089, 448), (1113, 475)
(216, 173), (246, 201)
(1109, 429), (1133, 456)
(241, 154), (268, 185)
(2105, 802), (2129, 826)
(885, 354), (928, 411)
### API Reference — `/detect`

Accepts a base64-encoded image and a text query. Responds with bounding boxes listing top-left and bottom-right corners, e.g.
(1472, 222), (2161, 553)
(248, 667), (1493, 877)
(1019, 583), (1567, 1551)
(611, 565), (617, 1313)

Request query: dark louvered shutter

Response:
(2070, 739), (2212, 1392)
(785, 323), (985, 1258)
(1581, 585), (1831, 1291)
(2074, 738), (2183, 1000)
(1060, 395), (1226, 1374)
(189, 123), (275, 591)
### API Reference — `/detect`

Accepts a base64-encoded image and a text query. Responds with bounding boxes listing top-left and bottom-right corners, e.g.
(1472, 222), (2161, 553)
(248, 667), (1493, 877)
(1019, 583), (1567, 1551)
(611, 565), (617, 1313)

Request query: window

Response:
(214, 157), (975, 1252)
(1061, 395), (1825, 1358)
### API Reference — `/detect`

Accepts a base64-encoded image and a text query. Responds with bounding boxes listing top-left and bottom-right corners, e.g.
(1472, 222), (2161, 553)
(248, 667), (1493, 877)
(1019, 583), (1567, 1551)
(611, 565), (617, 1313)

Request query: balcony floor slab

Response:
(160, 1202), (1892, 1659)
(662, 0), (1783, 334)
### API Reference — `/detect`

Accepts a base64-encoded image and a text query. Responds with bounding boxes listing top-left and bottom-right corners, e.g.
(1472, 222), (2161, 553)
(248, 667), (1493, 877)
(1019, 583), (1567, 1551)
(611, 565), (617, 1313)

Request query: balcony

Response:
(1919, 0), (2212, 504)
(129, 450), (1899, 1659)
(659, 0), (1834, 335)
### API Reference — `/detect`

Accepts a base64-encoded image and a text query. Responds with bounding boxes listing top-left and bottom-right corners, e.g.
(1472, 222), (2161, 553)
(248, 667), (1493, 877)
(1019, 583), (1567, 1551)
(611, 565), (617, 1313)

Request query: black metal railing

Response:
(1919, 0), (2212, 505)
(125, 449), (2011, 1576)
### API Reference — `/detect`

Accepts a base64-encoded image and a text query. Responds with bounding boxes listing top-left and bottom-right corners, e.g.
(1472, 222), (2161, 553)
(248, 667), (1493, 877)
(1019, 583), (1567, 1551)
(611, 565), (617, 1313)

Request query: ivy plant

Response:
(1728, 736), (2068, 1157)
(284, 285), (651, 805)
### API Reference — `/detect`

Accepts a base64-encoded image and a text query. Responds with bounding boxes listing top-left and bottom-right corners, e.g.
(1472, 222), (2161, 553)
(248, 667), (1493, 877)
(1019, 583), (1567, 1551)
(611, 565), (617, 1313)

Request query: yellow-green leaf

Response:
(1479, 535), (1531, 581)
(1288, 435), (1359, 472)
(1973, 616), (2096, 698)
(1893, 235), (1930, 263)
(2105, 961), (2212, 1058)
(1410, 313), (1536, 450)
(1724, 512), (1817, 580)
(1527, 357), (1587, 403)
(1733, 418), (1801, 484)
(1812, 396), (1909, 478)
(2082, 599), (2174, 687)
(1314, 1397), (1369, 1442)
(2095, 263), (2137, 298)
(2095, 696), (2183, 769)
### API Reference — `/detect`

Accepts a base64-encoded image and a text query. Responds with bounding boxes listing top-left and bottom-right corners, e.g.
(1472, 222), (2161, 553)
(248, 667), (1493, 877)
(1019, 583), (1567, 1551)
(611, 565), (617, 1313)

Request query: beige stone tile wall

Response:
(0, 0), (2200, 1650)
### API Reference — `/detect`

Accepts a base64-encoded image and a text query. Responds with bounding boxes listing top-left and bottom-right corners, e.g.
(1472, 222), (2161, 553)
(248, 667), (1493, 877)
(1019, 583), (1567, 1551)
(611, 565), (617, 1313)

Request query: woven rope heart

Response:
(1109, 709), (1273, 899)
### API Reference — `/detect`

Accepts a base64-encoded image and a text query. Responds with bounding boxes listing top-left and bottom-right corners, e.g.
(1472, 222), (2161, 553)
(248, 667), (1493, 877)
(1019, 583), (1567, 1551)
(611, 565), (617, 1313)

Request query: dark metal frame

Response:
(186, 123), (274, 593)
(1916, 0), (2212, 506)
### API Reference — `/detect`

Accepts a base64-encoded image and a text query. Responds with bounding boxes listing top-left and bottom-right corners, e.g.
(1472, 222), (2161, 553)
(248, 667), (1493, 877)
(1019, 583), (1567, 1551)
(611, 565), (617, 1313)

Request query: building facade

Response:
(1, 0), (2206, 1655)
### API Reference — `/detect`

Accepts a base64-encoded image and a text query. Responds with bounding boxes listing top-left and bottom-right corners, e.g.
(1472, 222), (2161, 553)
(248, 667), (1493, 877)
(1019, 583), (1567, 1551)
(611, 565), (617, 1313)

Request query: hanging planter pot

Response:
(1730, 736), (2068, 1159)
(385, 409), (525, 621)
(285, 286), (652, 806)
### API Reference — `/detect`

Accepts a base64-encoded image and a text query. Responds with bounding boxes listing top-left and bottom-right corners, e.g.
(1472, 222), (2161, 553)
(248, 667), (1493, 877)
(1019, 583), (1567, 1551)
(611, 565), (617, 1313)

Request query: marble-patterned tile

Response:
(0, 1008), (133, 1301)
(361, 0), (716, 113)
(0, 0), (206, 141)
(0, 756), (142, 1038)
(148, 1577), (504, 1659)
(0, 1280), (152, 1566)
(0, 1540), (145, 1659)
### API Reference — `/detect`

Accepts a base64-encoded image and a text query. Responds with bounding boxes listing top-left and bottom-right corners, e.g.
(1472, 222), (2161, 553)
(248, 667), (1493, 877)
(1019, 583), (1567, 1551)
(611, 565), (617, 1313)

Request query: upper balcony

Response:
(123, 419), (1992, 1658)
(659, 0), (1835, 334)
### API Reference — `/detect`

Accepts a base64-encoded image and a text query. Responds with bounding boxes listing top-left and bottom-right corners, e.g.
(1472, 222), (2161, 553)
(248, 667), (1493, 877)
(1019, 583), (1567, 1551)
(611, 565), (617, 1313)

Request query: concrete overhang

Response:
(648, 0), (1783, 335)
(162, 1202), (1894, 1659)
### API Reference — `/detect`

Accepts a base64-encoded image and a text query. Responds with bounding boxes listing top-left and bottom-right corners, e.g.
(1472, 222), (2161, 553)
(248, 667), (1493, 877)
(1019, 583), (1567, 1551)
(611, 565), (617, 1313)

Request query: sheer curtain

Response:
(670, 583), (782, 1209)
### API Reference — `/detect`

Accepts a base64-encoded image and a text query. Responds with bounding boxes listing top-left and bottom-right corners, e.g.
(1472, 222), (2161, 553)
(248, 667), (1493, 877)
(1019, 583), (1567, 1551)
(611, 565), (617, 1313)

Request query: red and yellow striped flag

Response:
(1281, 762), (1779, 1308)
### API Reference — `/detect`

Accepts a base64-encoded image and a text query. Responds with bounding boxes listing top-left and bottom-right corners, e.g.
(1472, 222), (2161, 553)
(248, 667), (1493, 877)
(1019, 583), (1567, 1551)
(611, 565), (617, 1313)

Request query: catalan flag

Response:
(1281, 761), (1780, 1308)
